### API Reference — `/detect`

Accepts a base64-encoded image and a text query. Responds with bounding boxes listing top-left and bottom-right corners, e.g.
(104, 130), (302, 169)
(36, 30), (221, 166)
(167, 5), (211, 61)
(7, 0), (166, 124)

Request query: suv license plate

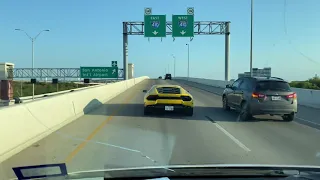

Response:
(165, 106), (174, 111)
(271, 96), (281, 101)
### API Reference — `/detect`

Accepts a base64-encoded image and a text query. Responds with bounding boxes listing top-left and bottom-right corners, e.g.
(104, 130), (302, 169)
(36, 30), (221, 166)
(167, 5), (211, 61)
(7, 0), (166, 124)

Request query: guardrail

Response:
(17, 83), (106, 103)
(0, 81), (121, 106)
(174, 77), (320, 109)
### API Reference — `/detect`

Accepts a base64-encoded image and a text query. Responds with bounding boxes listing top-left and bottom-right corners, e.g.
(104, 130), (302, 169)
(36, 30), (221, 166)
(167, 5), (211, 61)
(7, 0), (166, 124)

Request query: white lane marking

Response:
(214, 123), (251, 152)
(296, 117), (320, 126)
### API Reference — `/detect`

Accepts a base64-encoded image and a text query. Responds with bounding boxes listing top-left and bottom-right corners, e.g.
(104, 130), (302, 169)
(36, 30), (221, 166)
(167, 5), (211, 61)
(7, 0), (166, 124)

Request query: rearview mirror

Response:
(226, 84), (231, 88)
(142, 90), (147, 93)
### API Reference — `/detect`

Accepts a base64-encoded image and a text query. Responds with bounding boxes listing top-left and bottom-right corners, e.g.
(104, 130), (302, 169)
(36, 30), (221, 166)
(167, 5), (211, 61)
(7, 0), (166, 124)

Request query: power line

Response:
(283, 0), (319, 65)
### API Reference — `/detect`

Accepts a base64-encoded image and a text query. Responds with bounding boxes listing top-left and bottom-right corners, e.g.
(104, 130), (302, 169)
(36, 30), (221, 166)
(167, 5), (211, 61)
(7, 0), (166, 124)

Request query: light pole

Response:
(186, 43), (190, 80)
(250, 0), (253, 77)
(171, 54), (176, 77)
(15, 29), (50, 100)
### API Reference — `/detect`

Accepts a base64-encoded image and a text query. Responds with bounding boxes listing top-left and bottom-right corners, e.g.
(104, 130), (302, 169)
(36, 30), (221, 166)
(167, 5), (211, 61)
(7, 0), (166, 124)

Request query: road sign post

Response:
(172, 15), (194, 37)
(144, 15), (166, 37)
(80, 67), (118, 79)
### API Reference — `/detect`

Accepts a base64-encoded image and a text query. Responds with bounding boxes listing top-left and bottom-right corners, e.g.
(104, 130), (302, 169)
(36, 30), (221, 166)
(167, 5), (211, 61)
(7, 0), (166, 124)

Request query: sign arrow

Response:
(152, 30), (158, 35)
(112, 69), (116, 74)
(180, 30), (186, 35)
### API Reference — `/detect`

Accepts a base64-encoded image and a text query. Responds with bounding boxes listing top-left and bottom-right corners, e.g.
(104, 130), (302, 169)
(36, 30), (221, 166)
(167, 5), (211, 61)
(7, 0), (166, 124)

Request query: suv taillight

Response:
(252, 92), (265, 98)
(286, 93), (297, 99)
(147, 95), (158, 101)
(181, 96), (192, 101)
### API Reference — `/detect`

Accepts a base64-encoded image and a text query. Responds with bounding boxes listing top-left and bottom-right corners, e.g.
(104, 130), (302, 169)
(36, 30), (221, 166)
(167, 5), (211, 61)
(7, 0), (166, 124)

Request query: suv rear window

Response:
(255, 81), (291, 92)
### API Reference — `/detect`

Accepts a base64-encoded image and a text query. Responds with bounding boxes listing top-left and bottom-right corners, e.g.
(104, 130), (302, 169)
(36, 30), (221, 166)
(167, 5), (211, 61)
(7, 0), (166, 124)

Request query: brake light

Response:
(252, 92), (265, 98)
(147, 95), (158, 101)
(181, 96), (192, 101)
(286, 93), (297, 99)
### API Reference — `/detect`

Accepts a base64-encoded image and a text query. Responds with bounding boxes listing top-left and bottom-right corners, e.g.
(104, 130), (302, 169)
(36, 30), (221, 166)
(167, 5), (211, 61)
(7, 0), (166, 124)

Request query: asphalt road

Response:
(1, 79), (320, 179)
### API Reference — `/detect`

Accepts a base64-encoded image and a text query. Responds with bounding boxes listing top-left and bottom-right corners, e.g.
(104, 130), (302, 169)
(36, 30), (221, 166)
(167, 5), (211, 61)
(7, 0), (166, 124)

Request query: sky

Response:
(0, 0), (319, 81)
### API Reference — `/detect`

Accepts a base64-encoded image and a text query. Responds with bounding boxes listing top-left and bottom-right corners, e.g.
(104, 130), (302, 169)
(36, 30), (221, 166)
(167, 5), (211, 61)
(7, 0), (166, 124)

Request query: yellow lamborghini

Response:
(143, 85), (194, 116)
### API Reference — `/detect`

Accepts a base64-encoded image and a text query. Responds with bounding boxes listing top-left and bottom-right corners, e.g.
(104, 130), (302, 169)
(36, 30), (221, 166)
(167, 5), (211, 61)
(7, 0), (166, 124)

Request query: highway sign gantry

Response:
(80, 67), (118, 78)
(144, 15), (166, 37)
(172, 15), (194, 37)
(111, 61), (118, 67)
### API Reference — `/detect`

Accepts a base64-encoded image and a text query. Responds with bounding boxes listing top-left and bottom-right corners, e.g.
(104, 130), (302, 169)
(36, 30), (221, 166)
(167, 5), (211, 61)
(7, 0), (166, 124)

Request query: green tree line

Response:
(13, 82), (91, 97)
(289, 77), (320, 90)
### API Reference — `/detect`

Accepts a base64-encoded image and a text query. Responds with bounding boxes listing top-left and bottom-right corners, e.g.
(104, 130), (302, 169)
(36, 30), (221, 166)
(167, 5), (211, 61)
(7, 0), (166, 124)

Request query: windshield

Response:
(1, 0), (320, 179)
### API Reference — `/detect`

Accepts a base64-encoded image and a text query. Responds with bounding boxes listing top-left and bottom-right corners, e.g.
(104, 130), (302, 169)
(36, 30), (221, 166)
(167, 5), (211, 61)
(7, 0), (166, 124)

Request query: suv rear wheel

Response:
(239, 101), (252, 121)
(282, 113), (295, 122)
(222, 96), (230, 111)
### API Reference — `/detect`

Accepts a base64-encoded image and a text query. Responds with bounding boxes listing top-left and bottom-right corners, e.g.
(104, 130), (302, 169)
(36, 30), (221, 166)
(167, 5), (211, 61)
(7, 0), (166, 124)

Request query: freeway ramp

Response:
(2, 79), (320, 179)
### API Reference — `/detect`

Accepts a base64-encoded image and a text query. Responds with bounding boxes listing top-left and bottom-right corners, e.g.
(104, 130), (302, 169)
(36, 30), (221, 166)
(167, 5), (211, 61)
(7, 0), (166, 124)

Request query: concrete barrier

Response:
(175, 77), (320, 109)
(292, 88), (320, 109)
(0, 76), (149, 163)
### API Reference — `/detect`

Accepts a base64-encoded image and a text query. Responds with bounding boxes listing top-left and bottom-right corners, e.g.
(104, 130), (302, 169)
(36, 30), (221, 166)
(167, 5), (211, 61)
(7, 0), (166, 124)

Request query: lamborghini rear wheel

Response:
(144, 107), (150, 115)
(185, 108), (193, 116)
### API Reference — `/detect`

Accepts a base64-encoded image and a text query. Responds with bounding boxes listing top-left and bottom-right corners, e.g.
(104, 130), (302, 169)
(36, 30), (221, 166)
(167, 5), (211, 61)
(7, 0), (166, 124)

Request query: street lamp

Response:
(15, 29), (50, 100)
(171, 54), (176, 77)
(186, 43), (190, 80)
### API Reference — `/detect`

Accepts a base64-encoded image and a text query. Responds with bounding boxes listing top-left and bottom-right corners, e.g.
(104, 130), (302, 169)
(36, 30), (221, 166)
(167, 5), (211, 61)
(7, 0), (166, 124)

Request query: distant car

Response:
(143, 85), (193, 116)
(158, 76), (162, 79)
(222, 77), (297, 121)
(165, 74), (172, 80)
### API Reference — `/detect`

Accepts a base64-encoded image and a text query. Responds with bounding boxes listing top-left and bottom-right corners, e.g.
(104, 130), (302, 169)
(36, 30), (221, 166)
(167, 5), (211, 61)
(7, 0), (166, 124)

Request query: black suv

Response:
(165, 74), (172, 80)
(222, 77), (298, 121)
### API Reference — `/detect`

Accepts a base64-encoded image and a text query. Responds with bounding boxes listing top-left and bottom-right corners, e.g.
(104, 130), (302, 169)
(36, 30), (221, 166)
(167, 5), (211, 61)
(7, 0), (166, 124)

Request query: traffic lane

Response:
(295, 105), (320, 129)
(171, 80), (320, 166)
(175, 79), (320, 130)
(0, 79), (157, 180)
(63, 79), (174, 172)
(176, 79), (224, 95)
(65, 79), (253, 171)
(79, 79), (258, 168)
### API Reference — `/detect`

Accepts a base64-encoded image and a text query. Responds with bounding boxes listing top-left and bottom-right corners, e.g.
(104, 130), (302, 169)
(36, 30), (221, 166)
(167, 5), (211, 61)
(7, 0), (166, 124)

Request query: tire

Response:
(185, 108), (193, 116)
(282, 113), (295, 122)
(222, 96), (231, 111)
(239, 101), (252, 121)
(144, 107), (150, 115)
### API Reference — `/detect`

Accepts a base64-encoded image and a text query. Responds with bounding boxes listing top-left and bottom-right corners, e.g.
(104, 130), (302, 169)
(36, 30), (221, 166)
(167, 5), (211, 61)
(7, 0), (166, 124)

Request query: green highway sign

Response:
(172, 15), (194, 37)
(144, 15), (166, 37)
(111, 61), (117, 67)
(80, 67), (118, 78)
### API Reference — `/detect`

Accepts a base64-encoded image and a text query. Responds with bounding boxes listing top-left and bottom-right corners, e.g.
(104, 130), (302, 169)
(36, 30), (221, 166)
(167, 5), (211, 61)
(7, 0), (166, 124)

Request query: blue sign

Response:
(151, 21), (160, 28)
(179, 21), (188, 28)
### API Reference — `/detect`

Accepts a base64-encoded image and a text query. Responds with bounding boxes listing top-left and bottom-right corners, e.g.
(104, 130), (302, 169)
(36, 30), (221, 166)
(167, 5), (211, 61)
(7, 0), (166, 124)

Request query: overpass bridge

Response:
(1, 76), (320, 179)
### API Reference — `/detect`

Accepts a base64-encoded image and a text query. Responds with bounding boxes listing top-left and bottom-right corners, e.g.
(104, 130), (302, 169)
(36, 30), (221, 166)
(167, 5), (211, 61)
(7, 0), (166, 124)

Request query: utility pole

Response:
(250, 0), (253, 77)
(186, 43), (190, 80)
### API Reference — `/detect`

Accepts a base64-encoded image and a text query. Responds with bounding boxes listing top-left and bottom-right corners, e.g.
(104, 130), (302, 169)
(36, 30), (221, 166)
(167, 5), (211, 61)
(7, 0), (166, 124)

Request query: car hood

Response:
(12, 164), (320, 180)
